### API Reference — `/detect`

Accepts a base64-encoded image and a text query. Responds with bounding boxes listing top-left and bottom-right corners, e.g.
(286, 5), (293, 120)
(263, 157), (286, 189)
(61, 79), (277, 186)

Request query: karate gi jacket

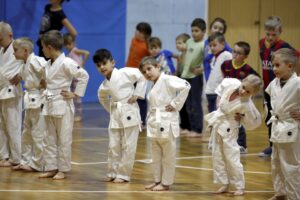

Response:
(266, 73), (300, 143)
(98, 67), (147, 129)
(0, 42), (23, 99)
(20, 53), (47, 109)
(147, 73), (190, 138)
(42, 53), (89, 116)
(205, 78), (261, 137)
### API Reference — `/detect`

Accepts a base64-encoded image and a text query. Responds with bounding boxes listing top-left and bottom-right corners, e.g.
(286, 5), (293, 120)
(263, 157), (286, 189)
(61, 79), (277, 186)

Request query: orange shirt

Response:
(126, 37), (149, 68)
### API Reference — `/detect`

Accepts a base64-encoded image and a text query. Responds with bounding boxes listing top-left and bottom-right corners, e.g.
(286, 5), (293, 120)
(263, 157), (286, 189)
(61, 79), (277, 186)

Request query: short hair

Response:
(0, 21), (13, 36)
(136, 22), (152, 38)
(191, 18), (206, 31)
(208, 32), (225, 43)
(243, 74), (263, 94)
(63, 32), (75, 45)
(93, 48), (113, 65)
(176, 33), (190, 43)
(210, 17), (227, 34)
(235, 41), (251, 55)
(60, 0), (70, 4)
(139, 56), (159, 71)
(272, 48), (298, 69)
(13, 37), (34, 52)
(264, 16), (282, 31)
(148, 37), (162, 48)
(41, 30), (63, 50)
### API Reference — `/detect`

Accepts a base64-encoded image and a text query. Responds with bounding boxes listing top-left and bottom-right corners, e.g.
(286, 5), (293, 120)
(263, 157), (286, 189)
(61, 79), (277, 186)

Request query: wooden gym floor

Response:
(0, 98), (275, 200)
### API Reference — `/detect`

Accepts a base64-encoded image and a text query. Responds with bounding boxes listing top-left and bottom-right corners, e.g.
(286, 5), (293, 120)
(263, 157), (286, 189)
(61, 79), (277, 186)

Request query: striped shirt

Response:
(259, 38), (292, 89)
(221, 60), (259, 80)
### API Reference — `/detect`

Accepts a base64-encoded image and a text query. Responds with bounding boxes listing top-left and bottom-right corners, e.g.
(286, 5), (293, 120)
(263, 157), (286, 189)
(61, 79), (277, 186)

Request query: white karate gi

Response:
(205, 51), (232, 95)
(205, 78), (261, 190)
(0, 42), (23, 164)
(147, 73), (190, 185)
(19, 53), (47, 171)
(42, 53), (89, 172)
(266, 73), (300, 200)
(98, 67), (147, 181)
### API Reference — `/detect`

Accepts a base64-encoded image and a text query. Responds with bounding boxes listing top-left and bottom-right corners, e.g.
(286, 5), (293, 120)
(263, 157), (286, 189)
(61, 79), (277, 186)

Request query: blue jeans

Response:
(264, 92), (273, 147)
(237, 125), (247, 148)
(137, 99), (147, 125)
(206, 94), (217, 113)
(185, 75), (203, 134)
(179, 102), (190, 130)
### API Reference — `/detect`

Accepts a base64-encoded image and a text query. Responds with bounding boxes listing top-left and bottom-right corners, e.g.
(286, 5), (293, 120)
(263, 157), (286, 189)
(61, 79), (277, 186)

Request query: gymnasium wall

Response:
(1, 0), (206, 102)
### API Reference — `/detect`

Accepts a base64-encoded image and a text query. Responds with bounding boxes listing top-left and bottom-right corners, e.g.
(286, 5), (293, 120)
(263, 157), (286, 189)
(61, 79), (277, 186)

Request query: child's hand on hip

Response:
(60, 90), (76, 100)
(290, 111), (300, 121)
(234, 113), (244, 122)
(165, 104), (175, 112)
(127, 95), (139, 104)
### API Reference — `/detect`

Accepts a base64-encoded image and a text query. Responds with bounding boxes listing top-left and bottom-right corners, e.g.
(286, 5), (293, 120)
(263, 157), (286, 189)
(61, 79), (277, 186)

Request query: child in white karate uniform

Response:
(94, 49), (147, 183)
(267, 48), (300, 200)
(11, 37), (47, 171)
(139, 56), (190, 191)
(205, 74), (262, 196)
(39, 30), (89, 180)
(0, 22), (23, 167)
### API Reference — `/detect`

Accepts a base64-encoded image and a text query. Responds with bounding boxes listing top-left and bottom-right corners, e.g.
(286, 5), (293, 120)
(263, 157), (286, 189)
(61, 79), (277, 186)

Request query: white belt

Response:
(43, 87), (69, 101)
(149, 107), (166, 124)
(267, 111), (291, 125)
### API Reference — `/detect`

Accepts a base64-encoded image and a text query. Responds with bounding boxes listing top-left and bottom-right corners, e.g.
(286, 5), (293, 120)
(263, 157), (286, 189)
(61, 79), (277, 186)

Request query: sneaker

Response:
(258, 146), (272, 157)
(180, 129), (190, 136)
(239, 146), (248, 154)
(186, 131), (202, 138)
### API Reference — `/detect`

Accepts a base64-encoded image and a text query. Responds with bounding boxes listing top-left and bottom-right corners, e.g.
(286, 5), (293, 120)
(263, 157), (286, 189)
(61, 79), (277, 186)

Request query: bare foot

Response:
(39, 170), (57, 178)
(233, 189), (244, 196)
(151, 184), (169, 191)
(0, 160), (12, 167)
(145, 182), (160, 190)
(113, 178), (127, 183)
(53, 171), (66, 180)
(20, 165), (35, 172)
(11, 164), (22, 170)
(103, 177), (114, 182)
(214, 185), (229, 194)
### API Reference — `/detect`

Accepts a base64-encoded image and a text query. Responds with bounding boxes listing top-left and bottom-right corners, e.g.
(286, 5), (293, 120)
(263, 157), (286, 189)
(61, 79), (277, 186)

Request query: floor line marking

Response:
(72, 138), (109, 142)
(0, 189), (274, 193)
(71, 161), (271, 174)
(71, 161), (107, 165)
(176, 165), (271, 174)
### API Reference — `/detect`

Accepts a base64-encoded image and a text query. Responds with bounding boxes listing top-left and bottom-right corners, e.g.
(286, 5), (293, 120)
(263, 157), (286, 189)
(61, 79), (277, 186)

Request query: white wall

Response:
(126, 0), (207, 60)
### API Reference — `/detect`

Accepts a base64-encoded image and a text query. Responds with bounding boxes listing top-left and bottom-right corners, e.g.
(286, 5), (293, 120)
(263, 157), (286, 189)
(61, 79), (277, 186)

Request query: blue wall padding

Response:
(0, 0), (126, 102)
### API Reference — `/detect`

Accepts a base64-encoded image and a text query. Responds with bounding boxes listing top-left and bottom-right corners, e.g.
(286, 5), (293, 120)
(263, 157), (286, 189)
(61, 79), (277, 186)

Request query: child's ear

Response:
(288, 62), (293, 70)
(111, 59), (116, 66)
(24, 48), (29, 54)
(278, 27), (282, 34)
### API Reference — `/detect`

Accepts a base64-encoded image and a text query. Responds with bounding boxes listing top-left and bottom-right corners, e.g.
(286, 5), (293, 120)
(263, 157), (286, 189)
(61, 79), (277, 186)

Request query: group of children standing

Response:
(0, 22), (89, 180)
(0, 12), (300, 199)
(109, 15), (300, 199)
